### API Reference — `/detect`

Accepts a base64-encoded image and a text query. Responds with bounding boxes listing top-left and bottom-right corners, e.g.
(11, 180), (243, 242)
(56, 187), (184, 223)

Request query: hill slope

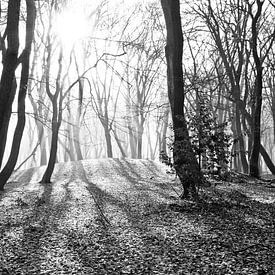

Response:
(0, 158), (274, 274)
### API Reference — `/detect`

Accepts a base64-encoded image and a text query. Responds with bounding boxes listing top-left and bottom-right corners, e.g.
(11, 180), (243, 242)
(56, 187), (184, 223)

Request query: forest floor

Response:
(0, 158), (274, 275)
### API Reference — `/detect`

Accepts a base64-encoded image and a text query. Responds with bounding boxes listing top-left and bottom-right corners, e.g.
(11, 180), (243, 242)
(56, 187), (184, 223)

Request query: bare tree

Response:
(247, 0), (275, 177)
(0, 0), (36, 190)
(193, 0), (275, 175)
(0, 0), (21, 169)
(161, 0), (203, 199)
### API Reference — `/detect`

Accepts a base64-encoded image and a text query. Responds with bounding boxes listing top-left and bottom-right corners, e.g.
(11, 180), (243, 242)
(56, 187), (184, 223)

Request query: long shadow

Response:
(63, 161), (157, 273)
(75, 160), (196, 273)
(106, 191), (274, 274)
(0, 168), (37, 203)
(5, 160), (273, 273)
(110, 158), (174, 200)
(0, 163), (78, 274)
(65, 162), (194, 274)
(92, 159), (156, 206)
(113, 158), (143, 180)
(165, 196), (275, 272)
(66, 161), (205, 273)
(71, 161), (137, 220)
(139, 159), (166, 178)
(64, 163), (275, 273)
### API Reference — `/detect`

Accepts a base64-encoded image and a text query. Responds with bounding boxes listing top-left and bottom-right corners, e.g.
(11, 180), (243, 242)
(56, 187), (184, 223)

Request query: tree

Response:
(0, 0), (36, 190)
(195, 0), (250, 173)
(193, 0), (275, 176)
(161, 0), (203, 199)
(247, 0), (275, 177)
(0, 0), (21, 169)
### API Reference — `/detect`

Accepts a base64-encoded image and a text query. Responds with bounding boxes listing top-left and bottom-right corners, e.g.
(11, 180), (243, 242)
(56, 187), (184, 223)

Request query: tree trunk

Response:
(72, 117), (83, 161)
(103, 124), (113, 158)
(237, 93), (275, 174)
(0, 0), (21, 168)
(128, 125), (137, 158)
(260, 144), (275, 174)
(112, 127), (126, 158)
(161, 0), (203, 199)
(160, 107), (169, 154)
(0, 0), (36, 190)
(235, 102), (249, 173)
(137, 123), (144, 159)
(272, 97), (275, 144)
(249, 0), (264, 178)
(40, 101), (60, 183)
(72, 77), (84, 160)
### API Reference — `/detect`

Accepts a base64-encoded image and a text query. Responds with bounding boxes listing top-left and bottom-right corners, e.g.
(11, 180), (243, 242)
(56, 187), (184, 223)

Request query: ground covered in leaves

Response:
(0, 159), (274, 274)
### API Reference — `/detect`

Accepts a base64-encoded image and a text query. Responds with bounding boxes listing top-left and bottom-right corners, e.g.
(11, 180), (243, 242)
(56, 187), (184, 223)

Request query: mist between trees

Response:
(0, 0), (275, 195)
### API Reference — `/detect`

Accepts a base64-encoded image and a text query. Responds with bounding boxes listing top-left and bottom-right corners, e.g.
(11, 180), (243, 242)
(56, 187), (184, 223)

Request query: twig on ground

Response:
(233, 243), (273, 254)
(84, 186), (111, 226)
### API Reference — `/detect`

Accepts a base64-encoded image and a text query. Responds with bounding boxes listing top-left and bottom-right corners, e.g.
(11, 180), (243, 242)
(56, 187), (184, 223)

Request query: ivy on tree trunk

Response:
(161, 0), (203, 199)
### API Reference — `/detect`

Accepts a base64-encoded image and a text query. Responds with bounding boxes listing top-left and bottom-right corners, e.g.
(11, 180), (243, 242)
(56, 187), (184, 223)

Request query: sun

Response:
(53, 8), (90, 49)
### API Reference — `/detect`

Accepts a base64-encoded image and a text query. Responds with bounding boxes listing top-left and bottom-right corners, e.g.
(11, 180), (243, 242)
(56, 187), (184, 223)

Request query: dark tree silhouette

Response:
(161, 0), (203, 199)
(0, 0), (36, 190)
(0, 0), (21, 169)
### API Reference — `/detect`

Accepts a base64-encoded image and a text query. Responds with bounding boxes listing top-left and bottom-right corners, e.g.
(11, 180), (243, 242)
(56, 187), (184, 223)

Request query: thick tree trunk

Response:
(161, 0), (202, 199)
(103, 125), (113, 158)
(249, 71), (262, 177)
(0, 81), (17, 169)
(0, 0), (36, 190)
(249, 0), (264, 178)
(72, 118), (83, 161)
(67, 124), (76, 161)
(0, 0), (21, 168)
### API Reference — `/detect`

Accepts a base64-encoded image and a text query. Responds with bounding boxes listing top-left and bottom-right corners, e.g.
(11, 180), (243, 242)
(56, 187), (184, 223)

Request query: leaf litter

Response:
(0, 158), (274, 274)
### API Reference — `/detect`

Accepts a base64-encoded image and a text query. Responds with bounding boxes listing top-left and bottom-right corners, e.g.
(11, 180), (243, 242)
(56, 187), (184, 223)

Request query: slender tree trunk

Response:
(73, 71), (84, 160)
(28, 81), (49, 166)
(40, 100), (61, 183)
(137, 123), (144, 159)
(40, 35), (63, 183)
(235, 102), (249, 173)
(272, 96), (275, 144)
(161, 0), (203, 199)
(237, 94), (275, 174)
(160, 107), (169, 154)
(112, 127), (126, 158)
(128, 125), (137, 158)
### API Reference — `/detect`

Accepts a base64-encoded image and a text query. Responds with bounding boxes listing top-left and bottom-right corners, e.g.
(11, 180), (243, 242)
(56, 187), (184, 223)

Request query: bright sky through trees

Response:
(52, 0), (96, 51)
(53, 9), (90, 48)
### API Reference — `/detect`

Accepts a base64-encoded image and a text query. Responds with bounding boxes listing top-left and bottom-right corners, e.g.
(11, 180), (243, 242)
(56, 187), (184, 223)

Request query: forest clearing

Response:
(0, 159), (274, 274)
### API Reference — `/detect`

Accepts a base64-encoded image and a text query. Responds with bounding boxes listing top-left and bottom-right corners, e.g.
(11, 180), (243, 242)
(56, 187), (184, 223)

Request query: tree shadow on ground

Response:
(2, 159), (274, 274)
(165, 193), (275, 273)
